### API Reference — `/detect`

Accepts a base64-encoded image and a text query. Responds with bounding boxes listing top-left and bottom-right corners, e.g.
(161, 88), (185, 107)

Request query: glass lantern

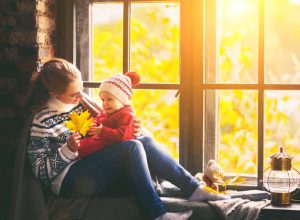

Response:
(263, 147), (300, 206)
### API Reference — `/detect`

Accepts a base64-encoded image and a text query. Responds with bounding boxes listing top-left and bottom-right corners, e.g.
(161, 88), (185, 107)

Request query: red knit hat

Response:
(99, 71), (140, 105)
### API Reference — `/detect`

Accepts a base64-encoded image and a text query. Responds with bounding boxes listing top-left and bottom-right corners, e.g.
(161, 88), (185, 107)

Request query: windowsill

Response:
(259, 202), (300, 220)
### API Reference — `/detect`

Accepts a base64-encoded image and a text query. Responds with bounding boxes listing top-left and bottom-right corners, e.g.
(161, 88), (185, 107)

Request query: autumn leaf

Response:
(65, 110), (93, 136)
(222, 176), (246, 187)
(203, 186), (221, 194)
(212, 173), (225, 184)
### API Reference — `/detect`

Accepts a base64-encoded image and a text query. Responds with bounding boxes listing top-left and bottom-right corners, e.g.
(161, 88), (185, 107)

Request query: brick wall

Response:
(0, 0), (57, 219)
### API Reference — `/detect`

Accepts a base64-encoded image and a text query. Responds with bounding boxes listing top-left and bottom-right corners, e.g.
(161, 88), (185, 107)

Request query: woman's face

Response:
(55, 79), (83, 105)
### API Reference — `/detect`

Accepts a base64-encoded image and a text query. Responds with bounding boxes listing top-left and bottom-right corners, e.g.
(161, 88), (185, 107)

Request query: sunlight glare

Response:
(226, 1), (252, 17)
(289, 0), (300, 5)
(92, 4), (122, 25)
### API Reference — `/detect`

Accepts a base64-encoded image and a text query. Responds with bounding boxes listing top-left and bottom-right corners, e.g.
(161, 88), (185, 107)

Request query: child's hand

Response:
(88, 125), (102, 137)
(133, 118), (142, 137)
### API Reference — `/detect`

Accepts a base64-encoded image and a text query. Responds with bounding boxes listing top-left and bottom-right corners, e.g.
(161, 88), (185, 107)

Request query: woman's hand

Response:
(66, 133), (81, 152)
(133, 118), (142, 137)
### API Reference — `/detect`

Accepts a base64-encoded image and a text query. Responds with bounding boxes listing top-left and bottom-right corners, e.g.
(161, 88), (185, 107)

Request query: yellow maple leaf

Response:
(203, 186), (220, 194)
(65, 110), (93, 136)
(222, 176), (246, 187)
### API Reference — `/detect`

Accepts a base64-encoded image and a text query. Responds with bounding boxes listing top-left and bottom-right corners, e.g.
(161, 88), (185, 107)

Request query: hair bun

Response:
(125, 71), (140, 87)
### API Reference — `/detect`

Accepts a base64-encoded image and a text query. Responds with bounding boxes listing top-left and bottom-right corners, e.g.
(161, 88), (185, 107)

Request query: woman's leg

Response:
(60, 140), (166, 219)
(137, 136), (230, 201)
(137, 136), (199, 196)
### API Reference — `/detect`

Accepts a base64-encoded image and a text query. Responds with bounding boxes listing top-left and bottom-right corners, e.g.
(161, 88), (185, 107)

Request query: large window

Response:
(59, 0), (300, 188)
(75, 0), (180, 160)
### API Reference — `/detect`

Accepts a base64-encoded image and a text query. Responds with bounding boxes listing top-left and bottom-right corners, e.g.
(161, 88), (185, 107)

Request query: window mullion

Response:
(123, 0), (130, 73)
(83, 82), (180, 90)
(57, 0), (75, 62)
(257, 0), (265, 188)
(180, 0), (193, 170)
(180, 0), (205, 174)
(76, 0), (91, 81)
(191, 0), (205, 175)
(204, 0), (218, 167)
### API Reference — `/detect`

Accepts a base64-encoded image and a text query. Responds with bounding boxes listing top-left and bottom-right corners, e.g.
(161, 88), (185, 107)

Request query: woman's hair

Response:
(25, 58), (82, 113)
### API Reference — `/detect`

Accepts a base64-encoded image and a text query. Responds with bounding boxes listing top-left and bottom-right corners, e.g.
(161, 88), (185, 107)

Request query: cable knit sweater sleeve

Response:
(27, 105), (82, 188)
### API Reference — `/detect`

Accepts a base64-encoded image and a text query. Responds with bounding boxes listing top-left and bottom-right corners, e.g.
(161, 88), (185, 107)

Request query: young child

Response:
(78, 71), (140, 158)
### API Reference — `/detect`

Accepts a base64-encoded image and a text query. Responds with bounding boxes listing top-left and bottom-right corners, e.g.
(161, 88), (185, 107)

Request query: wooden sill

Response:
(259, 203), (300, 220)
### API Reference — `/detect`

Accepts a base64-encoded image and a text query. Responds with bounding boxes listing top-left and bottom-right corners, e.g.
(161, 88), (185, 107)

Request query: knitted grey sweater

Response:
(27, 98), (85, 195)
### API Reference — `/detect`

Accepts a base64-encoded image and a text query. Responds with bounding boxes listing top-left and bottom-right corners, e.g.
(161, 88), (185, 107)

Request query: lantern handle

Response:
(291, 167), (300, 202)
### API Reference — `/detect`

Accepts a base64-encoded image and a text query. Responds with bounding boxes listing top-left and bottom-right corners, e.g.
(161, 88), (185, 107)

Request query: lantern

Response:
(263, 147), (300, 206)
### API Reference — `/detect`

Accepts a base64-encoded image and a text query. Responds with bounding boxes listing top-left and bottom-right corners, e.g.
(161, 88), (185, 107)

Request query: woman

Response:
(26, 58), (229, 220)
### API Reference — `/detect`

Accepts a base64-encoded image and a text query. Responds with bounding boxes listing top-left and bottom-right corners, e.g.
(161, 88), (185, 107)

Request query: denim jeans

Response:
(136, 136), (199, 196)
(60, 137), (199, 219)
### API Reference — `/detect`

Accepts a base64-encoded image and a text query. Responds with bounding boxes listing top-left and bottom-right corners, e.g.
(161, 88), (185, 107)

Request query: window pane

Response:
(206, 0), (259, 84)
(264, 91), (300, 169)
(265, 1), (300, 84)
(92, 3), (123, 81)
(89, 88), (179, 160)
(217, 90), (258, 175)
(133, 89), (179, 160)
(131, 3), (180, 83)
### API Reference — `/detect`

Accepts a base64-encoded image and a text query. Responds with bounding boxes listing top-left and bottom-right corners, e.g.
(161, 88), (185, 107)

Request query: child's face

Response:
(99, 91), (124, 114)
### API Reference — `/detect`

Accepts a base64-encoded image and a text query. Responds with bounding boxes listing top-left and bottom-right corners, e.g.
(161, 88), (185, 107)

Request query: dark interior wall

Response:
(0, 0), (57, 219)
